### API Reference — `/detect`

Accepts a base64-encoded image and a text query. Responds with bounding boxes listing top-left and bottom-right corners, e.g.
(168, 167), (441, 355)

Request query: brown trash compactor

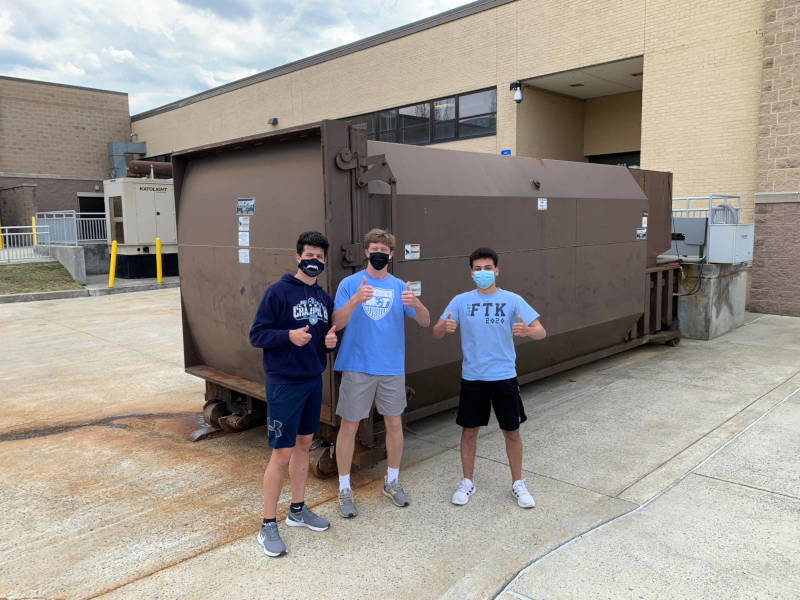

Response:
(172, 120), (679, 473)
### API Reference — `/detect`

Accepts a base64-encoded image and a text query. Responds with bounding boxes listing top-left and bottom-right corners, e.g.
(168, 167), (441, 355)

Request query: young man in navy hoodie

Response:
(249, 231), (338, 557)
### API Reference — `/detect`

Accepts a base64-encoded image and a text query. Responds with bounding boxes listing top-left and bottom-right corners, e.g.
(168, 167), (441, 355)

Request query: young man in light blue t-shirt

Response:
(332, 228), (431, 518)
(433, 247), (546, 508)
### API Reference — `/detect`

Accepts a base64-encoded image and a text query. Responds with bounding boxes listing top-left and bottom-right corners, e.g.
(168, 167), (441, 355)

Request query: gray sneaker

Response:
(338, 487), (358, 518)
(382, 477), (410, 507)
(256, 521), (286, 557)
(286, 505), (330, 531)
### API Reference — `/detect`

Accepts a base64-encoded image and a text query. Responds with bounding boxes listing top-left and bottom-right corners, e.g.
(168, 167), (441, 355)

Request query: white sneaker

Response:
(512, 479), (535, 508)
(451, 478), (475, 505)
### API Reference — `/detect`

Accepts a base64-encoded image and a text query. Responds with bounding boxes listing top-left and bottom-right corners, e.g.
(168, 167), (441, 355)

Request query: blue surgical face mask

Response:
(473, 270), (495, 289)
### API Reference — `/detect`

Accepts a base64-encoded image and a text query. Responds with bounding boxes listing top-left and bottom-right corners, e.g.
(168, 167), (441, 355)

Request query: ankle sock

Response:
(289, 502), (304, 514)
(262, 518), (276, 525)
(387, 467), (399, 483)
(339, 474), (351, 491)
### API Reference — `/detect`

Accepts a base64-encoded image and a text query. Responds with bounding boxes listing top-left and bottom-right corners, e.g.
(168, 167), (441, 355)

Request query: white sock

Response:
(387, 467), (399, 483)
(339, 474), (350, 491)
(462, 477), (474, 487)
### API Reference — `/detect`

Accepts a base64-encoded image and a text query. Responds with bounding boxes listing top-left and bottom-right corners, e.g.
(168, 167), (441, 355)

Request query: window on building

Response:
(341, 87), (496, 147)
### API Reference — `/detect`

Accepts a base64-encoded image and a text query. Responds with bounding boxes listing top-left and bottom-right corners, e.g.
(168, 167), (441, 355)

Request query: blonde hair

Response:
(364, 228), (395, 251)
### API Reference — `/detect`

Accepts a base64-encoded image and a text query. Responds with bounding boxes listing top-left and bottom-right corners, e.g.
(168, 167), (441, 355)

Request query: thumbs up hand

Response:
(401, 281), (417, 307)
(290, 324), (313, 346)
(512, 315), (528, 338)
(325, 324), (338, 349)
(354, 274), (374, 304)
(444, 312), (457, 334)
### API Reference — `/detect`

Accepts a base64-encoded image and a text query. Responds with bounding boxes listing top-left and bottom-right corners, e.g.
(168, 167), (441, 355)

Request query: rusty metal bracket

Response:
(341, 242), (362, 268)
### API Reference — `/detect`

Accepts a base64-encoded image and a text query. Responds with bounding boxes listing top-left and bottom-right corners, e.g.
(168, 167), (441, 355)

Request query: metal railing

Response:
(77, 213), (107, 243)
(672, 195), (741, 223)
(34, 211), (107, 245)
(0, 225), (51, 262)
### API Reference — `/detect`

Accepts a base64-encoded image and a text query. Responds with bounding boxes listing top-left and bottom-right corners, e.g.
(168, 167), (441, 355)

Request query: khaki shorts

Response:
(336, 371), (407, 422)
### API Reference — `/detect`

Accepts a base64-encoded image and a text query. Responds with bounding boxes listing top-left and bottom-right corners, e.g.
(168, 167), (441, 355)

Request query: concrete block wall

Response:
(0, 77), (130, 179)
(0, 184), (36, 227)
(751, 0), (800, 316)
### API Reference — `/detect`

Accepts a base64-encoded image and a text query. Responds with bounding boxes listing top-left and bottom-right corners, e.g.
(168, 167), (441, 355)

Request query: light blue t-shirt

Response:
(334, 270), (416, 375)
(441, 288), (539, 381)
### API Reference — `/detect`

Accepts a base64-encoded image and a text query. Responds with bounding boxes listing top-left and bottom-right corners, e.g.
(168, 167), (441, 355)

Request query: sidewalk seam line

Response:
(495, 382), (800, 599)
(691, 472), (800, 501)
(614, 368), (800, 498)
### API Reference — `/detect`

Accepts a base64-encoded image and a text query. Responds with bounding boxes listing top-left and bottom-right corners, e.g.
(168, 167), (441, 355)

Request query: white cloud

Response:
(105, 47), (135, 63)
(0, 0), (468, 114)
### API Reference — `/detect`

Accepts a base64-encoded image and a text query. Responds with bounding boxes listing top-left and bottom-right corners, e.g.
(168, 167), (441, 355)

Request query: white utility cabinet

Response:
(103, 177), (177, 256)
(707, 224), (754, 264)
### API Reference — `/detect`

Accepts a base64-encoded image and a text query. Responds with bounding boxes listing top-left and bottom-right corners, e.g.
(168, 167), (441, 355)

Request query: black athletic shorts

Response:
(457, 377), (527, 431)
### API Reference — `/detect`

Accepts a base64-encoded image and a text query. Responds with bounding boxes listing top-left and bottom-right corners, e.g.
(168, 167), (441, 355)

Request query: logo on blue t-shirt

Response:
(363, 288), (393, 320)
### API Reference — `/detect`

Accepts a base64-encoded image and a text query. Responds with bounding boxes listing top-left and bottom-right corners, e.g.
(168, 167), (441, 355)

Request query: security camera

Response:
(510, 81), (523, 104)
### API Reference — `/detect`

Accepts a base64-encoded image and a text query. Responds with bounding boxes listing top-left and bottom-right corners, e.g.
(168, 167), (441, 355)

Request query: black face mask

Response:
(368, 252), (390, 270)
(299, 258), (324, 277)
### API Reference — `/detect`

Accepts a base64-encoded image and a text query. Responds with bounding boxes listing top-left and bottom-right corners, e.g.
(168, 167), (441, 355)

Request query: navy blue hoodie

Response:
(249, 274), (335, 384)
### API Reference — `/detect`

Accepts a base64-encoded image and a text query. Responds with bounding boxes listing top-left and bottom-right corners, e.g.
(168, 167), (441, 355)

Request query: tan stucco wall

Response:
(132, 0), (765, 223)
(516, 87), (586, 161)
(584, 91), (642, 157)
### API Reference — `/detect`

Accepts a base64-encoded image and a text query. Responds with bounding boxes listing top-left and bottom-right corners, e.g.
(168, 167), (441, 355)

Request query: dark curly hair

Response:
(296, 231), (329, 256)
(469, 247), (498, 268)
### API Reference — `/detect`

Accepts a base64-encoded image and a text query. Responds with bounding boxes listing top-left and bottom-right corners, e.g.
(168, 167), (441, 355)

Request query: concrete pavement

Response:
(0, 291), (798, 599)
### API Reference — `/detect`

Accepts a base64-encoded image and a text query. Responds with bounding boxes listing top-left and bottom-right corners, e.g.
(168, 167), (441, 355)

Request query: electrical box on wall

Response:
(103, 177), (177, 256)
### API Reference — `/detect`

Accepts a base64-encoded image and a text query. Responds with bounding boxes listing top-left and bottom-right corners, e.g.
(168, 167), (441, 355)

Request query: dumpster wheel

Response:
(218, 412), (258, 433)
(202, 400), (228, 428)
(667, 336), (681, 347)
(309, 445), (337, 479)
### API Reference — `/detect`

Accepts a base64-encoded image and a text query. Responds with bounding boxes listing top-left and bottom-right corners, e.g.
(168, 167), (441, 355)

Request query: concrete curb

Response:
(0, 282), (179, 304)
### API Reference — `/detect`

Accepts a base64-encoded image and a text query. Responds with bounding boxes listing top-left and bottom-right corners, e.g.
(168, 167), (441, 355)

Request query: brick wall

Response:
(751, 201), (800, 315)
(0, 77), (130, 179)
(751, 0), (800, 316)
(0, 184), (37, 227)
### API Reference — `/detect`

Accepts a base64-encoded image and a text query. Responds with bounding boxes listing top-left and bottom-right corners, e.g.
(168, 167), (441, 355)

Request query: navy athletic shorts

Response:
(457, 377), (527, 431)
(265, 377), (322, 449)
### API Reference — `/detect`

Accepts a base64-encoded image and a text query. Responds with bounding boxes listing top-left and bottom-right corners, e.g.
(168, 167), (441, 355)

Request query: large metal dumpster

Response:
(172, 120), (679, 472)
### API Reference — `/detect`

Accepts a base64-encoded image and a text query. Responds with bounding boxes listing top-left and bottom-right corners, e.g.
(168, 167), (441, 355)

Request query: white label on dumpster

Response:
(238, 231), (250, 247)
(236, 198), (255, 216)
(405, 243), (421, 260)
(238, 216), (250, 231)
(538, 198), (548, 210)
(238, 249), (250, 264)
(408, 281), (422, 296)
(642, 210), (648, 228)
(635, 228), (647, 240)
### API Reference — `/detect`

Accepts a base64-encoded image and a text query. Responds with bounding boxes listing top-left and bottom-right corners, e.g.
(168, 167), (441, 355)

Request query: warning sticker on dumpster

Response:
(238, 249), (250, 264)
(538, 198), (548, 210)
(238, 231), (250, 247)
(408, 281), (422, 296)
(236, 198), (255, 216)
(635, 228), (647, 240)
(405, 243), (421, 260)
(642, 211), (648, 228)
(238, 216), (250, 231)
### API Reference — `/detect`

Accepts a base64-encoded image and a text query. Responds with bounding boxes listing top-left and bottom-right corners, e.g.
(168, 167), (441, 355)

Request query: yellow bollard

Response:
(156, 237), (163, 283)
(108, 240), (118, 288)
(0, 215), (3, 250)
(31, 216), (38, 246)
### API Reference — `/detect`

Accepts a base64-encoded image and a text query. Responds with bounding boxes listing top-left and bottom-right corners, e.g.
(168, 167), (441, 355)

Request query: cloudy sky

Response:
(0, 0), (466, 115)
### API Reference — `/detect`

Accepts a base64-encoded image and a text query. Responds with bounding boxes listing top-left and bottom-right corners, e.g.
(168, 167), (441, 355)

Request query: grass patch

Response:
(0, 262), (84, 295)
